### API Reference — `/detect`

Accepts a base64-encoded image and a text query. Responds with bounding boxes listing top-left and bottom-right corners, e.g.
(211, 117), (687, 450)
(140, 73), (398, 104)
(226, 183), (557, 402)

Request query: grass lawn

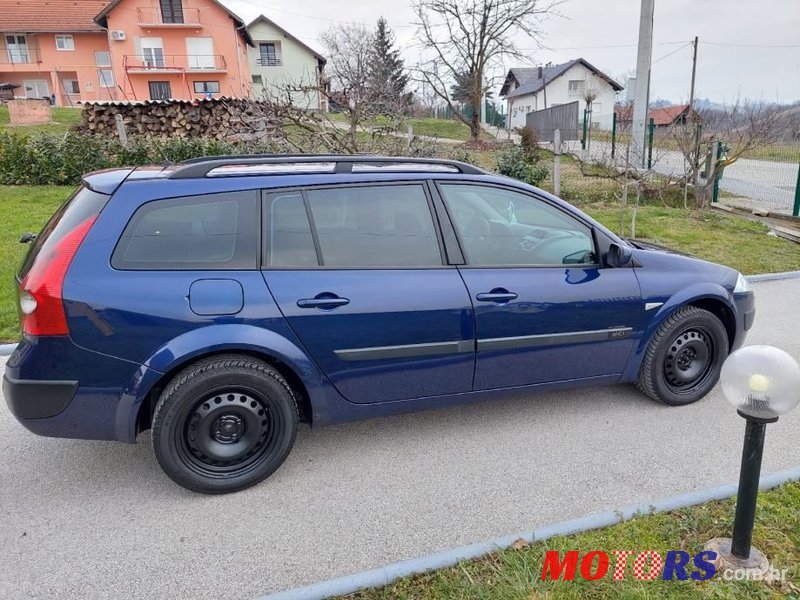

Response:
(0, 185), (73, 341)
(325, 113), (493, 142)
(0, 106), (82, 135)
(340, 481), (800, 599)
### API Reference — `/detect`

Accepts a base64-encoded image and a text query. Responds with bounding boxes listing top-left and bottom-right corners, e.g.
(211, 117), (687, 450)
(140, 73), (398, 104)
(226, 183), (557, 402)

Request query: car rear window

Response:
(18, 186), (110, 280)
(112, 191), (258, 270)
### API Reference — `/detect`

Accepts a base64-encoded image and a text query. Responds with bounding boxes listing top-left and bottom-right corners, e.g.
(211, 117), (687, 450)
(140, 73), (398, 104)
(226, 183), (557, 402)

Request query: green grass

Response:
(0, 185), (73, 341)
(340, 481), (800, 599)
(0, 106), (82, 135)
(325, 113), (493, 142)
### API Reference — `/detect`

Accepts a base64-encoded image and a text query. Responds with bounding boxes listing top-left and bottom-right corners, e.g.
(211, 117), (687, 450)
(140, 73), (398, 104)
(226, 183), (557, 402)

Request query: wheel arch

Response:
(116, 324), (331, 442)
(622, 284), (736, 380)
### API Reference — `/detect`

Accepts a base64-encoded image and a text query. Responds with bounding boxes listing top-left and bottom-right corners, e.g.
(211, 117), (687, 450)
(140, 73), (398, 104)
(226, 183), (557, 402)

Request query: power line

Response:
(651, 42), (692, 65)
(699, 41), (800, 48)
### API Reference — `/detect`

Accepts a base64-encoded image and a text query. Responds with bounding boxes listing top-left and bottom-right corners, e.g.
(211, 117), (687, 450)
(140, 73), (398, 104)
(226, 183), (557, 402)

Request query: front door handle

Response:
(297, 294), (350, 310)
(476, 288), (518, 303)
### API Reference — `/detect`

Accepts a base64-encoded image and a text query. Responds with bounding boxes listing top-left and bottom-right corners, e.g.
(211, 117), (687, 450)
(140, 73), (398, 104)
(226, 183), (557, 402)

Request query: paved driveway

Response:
(2, 278), (799, 600)
(563, 140), (799, 214)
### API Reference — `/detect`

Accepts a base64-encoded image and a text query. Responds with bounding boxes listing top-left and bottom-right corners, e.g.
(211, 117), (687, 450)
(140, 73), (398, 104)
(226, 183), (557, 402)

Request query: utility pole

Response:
(632, 0), (655, 168)
(684, 35), (700, 206)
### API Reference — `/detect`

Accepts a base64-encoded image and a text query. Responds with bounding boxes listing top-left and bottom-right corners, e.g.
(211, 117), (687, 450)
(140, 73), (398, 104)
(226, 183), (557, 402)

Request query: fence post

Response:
(406, 125), (413, 151)
(711, 140), (721, 205)
(611, 111), (617, 159)
(793, 163), (800, 217)
(115, 113), (128, 145)
(553, 128), (561, 197)
(647, 117), (654, 169)
(581, 109), (587, 150)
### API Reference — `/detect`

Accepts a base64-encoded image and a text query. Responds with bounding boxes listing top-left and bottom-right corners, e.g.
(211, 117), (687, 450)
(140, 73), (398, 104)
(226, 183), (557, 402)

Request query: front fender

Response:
(622, 282), (735, 380)
(114, 323), (332, 442)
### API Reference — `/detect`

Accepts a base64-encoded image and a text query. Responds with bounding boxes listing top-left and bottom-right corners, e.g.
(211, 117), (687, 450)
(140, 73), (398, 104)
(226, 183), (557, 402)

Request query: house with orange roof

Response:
(615, 103), (696, 128)
(0, 0), (254, 104)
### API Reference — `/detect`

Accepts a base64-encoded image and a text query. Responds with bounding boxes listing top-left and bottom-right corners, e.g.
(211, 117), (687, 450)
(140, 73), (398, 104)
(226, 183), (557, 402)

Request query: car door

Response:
(437, 181), (643, 391)
(261, 182), (475, 404)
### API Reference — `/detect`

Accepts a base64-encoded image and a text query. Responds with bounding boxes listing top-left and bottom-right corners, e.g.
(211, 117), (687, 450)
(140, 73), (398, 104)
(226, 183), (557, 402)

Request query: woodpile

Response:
(77, 98), (281, 141)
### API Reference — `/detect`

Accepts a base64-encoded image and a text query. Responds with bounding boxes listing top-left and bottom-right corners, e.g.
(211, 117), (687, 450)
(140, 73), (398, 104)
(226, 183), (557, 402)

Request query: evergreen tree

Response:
(369, 17), (412, 114)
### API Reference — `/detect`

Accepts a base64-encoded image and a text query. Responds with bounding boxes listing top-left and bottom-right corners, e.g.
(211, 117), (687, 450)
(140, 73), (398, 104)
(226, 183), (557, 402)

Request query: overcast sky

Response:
(223, 0), (800, 104)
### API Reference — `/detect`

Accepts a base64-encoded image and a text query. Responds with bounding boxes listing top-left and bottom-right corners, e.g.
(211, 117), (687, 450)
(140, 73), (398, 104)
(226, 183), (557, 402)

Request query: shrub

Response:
(515, 126), (541, 162)
(495, 145), (548, 187)
(0, 132), (286, 186)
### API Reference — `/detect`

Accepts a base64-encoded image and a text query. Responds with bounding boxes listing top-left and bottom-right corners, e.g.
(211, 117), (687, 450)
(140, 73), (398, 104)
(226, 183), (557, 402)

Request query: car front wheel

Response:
(636, 306), (729, 406)
(152, 354), (298, 494)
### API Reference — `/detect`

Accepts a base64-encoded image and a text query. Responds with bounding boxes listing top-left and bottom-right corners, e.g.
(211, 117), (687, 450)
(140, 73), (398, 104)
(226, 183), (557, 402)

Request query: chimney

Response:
(538, 66), (543, 79)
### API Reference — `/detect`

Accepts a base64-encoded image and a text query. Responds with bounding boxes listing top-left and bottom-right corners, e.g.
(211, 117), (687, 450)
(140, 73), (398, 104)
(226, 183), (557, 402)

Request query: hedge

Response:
(0, 131), (283, 186)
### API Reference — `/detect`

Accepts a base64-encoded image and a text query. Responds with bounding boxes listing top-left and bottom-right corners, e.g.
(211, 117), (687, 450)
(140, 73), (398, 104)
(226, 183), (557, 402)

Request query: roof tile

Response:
(0, 0), (108, 33)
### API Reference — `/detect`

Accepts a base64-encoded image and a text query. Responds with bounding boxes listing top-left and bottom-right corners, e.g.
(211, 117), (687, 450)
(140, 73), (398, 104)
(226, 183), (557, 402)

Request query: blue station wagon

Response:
(4, 155), (755, 493)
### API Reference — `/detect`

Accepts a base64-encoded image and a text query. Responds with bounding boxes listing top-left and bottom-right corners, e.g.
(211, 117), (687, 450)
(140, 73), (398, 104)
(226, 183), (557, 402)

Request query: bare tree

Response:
(413, 0), (559, 142)
(672, 98), (787, 208)
(319, 24), (374, 147)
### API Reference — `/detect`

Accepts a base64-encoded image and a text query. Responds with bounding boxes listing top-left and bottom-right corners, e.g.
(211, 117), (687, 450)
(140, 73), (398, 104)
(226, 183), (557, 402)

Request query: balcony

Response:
(123, 54), (227, 74)
(0, 47), (42, 66)
(257, 56), (282, 67)
(136, 7), (201, 27)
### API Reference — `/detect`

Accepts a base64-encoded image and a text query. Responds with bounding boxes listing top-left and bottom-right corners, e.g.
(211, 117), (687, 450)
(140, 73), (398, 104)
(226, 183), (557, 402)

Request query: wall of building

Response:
(103, 0), (250, 101)
(0, 32), (113, 104)
(506, 63), (618, 130)
(247, 18), (321, 110)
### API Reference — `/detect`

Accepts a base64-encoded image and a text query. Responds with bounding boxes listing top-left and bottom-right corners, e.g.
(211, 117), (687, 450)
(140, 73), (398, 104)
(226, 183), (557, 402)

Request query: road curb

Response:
(255, 466), (800, 600)
(746, 270), (800, 282)
(0, 343), (17, 356)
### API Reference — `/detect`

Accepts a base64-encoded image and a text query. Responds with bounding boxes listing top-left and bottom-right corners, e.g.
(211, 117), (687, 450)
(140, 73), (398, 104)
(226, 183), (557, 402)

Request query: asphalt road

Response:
(2, 278), (800, 600)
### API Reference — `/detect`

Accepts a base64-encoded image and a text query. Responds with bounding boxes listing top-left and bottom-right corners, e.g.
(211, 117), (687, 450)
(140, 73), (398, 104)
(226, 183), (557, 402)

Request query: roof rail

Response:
(167, 154), (486, 179)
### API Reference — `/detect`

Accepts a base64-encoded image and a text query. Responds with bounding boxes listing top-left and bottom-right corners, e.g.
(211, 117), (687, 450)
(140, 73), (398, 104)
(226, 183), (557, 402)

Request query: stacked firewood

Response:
(77, 98), (280, 141)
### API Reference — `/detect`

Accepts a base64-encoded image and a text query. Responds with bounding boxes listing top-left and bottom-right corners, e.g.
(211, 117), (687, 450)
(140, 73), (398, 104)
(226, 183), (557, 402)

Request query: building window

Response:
(193, 81), (220, 94)
(55, 35), (74, 51)
(160, 0), (185, 24)
(258, 42), (281, 66)
(99, 70), (115, 88)
(149, 80), (172, 100)
(95, 51), (111, 67)
(251, 74), (263, 85)
(63, 79), (80, 94)
(568, 79), (585, 98)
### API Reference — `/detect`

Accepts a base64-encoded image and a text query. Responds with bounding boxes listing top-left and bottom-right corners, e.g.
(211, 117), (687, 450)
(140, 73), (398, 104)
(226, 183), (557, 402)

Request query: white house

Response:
(500, 58), (623, 130)
(246, 15), (326, 110)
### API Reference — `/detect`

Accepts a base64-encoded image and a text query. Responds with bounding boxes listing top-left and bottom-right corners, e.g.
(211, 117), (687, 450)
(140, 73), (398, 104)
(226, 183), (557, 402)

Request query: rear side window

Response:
(19, 187), (109, 280)
(112, 191), (258, 270)
(265, 184), (443, 268)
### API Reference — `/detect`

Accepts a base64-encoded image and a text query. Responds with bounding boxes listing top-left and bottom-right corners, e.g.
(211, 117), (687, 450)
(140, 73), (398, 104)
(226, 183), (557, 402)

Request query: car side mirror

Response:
(606, 243), (633, 268)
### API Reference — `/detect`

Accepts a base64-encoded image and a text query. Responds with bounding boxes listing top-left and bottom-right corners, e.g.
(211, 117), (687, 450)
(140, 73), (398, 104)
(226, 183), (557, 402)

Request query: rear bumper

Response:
(3, 374), (78, 419)
(3, 336), (155, 442)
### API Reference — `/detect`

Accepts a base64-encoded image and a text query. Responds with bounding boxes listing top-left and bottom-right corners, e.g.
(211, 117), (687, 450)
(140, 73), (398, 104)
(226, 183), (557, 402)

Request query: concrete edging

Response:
(255, 466), (800, 600)
(0, 343), (17, 356)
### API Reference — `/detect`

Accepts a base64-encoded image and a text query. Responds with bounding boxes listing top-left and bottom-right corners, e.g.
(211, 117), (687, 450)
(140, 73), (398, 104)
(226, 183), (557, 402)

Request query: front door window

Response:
(160, 0), (184, 23)
(141, 38), (165, 68)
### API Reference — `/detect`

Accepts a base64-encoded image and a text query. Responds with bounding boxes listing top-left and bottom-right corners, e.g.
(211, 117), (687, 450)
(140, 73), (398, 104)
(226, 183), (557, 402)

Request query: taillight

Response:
(19, 217), (96, 336)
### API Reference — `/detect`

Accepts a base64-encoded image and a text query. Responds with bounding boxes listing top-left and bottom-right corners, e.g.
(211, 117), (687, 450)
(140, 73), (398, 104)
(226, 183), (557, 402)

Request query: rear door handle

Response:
(476, 289), (518, 303)
(297, 294), (350, 309)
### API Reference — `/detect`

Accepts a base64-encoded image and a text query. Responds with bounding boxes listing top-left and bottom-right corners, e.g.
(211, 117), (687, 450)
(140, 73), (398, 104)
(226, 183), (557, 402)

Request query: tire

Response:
(636, 306), (729, 406)
(152, 354), (298, 494)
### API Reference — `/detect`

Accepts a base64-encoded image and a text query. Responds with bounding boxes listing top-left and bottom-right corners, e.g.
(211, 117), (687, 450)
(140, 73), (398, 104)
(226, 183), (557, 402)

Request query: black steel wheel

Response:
(637, 306), (729, 406)
(152, 355), (298, 494)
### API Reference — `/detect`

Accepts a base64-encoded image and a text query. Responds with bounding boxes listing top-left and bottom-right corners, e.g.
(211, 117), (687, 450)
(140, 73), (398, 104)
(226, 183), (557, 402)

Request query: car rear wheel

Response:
(636, 306), (729, 406)
(152, 354), (298, 494)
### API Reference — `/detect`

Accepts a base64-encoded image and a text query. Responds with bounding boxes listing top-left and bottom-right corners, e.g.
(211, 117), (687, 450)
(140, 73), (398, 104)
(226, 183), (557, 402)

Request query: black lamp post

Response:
(707, 345), (800, 572)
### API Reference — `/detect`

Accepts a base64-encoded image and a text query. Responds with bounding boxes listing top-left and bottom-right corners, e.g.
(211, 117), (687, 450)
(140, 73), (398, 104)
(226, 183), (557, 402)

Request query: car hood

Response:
(625, 238), (689, 257)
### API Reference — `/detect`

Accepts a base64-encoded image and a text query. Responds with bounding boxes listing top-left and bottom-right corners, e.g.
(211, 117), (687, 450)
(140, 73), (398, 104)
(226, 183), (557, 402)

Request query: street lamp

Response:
(707, 345), (800, 574)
